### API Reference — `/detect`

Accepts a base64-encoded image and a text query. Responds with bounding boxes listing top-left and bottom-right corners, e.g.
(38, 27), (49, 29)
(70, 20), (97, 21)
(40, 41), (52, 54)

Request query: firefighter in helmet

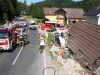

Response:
(23, 32), (28, 45)
(18, 34), (24, 46)
(15, 30), (20, 46)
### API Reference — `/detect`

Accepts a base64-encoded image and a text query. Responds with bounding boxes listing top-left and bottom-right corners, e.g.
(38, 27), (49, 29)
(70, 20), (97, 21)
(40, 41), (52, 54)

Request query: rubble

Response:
(48, 44), (92, 75)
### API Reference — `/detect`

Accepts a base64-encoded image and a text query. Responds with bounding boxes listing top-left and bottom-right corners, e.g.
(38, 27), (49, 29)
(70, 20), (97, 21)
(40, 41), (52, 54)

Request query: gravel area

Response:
(45, 45), (92, 75)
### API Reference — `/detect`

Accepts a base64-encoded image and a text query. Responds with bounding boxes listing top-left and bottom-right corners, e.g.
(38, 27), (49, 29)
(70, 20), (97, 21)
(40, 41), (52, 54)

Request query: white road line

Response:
(43, 50), (47, 75)
(12, 46), (23, 65)
(28, 30), (29, 34)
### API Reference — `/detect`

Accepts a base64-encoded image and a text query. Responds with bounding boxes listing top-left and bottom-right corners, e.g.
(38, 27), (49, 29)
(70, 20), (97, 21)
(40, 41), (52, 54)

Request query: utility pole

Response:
(24, 0), (26, 10)
(23, 0), (26, 15)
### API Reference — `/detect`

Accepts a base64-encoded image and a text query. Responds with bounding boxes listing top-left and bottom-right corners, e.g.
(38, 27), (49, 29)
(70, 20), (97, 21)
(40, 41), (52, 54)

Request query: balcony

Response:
(56, 17), (65, 20)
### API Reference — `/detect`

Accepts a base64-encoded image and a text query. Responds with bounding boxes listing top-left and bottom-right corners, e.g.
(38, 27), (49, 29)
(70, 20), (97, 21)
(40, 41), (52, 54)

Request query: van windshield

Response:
(19, 19), (26, 22)
(0, 32), (7, 38)
(30, 23), (35, 25)
(19, 25), (24, 28)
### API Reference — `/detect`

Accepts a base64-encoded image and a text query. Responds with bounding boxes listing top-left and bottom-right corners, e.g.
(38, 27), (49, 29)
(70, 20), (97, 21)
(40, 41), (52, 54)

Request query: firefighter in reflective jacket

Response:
(23, 32), (28, 45)
(18, 35), (24, 46)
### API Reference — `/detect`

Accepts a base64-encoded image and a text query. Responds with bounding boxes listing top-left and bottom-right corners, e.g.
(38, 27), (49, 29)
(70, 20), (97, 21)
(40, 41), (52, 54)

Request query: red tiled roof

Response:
(43, 7), (85, 19)
(67, 21), (100, 71)
(63, 8), (85, 18)
(43, 7), (59, 14)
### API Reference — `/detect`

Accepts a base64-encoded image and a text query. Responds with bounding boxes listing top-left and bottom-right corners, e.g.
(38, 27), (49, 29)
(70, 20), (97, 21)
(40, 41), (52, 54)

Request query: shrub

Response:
(36, 19), (42, 25)
(67, 23), (72, 28)
(47, 32), (52, 45)
(3, 13), (8, 23)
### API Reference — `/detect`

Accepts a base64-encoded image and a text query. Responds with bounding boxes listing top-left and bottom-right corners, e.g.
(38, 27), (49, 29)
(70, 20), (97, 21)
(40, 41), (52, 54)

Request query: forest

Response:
(0, 0), (100, 22)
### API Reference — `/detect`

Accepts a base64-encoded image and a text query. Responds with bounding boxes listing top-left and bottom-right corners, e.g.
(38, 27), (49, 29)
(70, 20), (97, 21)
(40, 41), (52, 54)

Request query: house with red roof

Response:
(43, 7), (85, 24)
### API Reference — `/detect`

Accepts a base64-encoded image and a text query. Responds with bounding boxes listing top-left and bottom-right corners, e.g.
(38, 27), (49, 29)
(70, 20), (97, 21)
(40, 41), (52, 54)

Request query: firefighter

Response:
(15, 28), (23, 47)
(18, 34), (25, 46)
(15, 30), (20, 46)
(39, 36), (45, 52)
(23, 32), (28, 45)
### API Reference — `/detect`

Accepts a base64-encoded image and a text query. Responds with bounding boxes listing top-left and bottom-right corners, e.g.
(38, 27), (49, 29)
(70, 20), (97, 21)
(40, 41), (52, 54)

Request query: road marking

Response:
(25, 46), (38, 50)
(12, 46), (23, 65)
(27, 44), (39, 48)
(28, 30), (29, 34)
(43, 50), (47, 75)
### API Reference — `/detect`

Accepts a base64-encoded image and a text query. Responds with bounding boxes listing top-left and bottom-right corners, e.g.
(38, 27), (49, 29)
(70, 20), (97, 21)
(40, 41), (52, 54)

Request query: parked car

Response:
(18, 17), (27, 27)
(29, 21), (37, 30)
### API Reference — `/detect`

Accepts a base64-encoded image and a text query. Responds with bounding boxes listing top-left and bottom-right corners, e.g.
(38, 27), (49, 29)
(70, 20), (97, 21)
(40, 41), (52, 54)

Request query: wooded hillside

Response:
(0, 0), (100, 22)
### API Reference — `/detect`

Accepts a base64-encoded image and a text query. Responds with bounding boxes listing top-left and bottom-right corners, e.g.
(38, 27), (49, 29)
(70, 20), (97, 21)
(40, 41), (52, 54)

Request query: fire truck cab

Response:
(43, 21), (57, 31)
(40, 21), (66, 32)
(0, 22), (19, 51)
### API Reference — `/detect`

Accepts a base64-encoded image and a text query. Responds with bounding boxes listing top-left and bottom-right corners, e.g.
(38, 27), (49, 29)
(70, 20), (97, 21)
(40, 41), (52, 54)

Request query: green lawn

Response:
(22, 16), (42, 24)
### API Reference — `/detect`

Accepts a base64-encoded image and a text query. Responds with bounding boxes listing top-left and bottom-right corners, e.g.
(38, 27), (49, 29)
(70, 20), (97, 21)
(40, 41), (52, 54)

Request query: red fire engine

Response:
(0, 22), (19, 51)
(39, 21), (67, 31)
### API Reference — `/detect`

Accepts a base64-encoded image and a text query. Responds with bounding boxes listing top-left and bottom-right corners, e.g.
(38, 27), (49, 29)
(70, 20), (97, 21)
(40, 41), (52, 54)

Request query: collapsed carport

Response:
(67, 21), (100, 75)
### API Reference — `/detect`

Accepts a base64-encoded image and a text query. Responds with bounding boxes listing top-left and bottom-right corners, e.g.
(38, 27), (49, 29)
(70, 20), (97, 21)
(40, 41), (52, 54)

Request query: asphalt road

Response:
(0, 22), (46, 75)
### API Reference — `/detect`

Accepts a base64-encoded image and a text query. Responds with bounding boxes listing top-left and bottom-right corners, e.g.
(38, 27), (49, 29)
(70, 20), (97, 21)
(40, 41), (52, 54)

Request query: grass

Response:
(46, 45), (63, 67)
(22, 16), (33, 21)
(46, 32), (52, 45)
(22, 15), (42, 24)
(45, 32), (63, 67)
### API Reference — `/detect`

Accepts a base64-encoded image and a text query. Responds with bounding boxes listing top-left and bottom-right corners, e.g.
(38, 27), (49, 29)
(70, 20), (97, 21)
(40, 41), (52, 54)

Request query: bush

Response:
(47, 32), (52, 45)
(63, 20), (67, 25)
(3, 13), (8, 23)
(67, 23), (72, 28)
(36, 19), (42, 24)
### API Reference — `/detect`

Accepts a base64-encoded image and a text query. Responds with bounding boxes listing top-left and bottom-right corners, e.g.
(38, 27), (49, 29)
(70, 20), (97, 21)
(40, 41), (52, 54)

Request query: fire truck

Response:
(39, 21), (67, 31)
(0, 22), (19, 51)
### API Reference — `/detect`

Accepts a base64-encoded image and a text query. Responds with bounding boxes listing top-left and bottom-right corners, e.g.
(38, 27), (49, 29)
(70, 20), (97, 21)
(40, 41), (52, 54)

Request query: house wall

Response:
(67, 19), (77, 24)
(66, 18), (85, 25)
(98, 16), (100, 25)
(85, 16), (98, 25)
(55, 10), (66, 19)
(45, 14), (56, 21)
(45, 15), (85, 25)
(45, 14), (64, 23)
(76, 19), (85, 22)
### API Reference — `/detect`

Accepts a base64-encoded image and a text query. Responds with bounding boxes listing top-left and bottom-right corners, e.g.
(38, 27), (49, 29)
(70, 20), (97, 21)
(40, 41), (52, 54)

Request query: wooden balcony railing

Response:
(56, 17), (65, 20)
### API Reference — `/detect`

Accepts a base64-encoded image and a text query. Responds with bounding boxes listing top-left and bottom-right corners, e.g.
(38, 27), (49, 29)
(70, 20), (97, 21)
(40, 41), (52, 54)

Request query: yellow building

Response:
(43, 7), (85, 24)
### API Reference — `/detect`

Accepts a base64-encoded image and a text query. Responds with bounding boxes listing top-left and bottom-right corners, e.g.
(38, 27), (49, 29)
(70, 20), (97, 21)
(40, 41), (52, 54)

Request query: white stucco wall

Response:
(45, 15), (64, 23)
(98, 16), (100, 25)
(85, 16), (98, 25)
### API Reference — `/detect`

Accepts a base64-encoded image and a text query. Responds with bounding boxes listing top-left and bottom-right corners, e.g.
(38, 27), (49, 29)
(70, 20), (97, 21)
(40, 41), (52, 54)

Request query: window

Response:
(30, 23), (35, 25)
(0, 31), (7, 38)
(19, 19), (25, 21)
(56, 14), (64, 18)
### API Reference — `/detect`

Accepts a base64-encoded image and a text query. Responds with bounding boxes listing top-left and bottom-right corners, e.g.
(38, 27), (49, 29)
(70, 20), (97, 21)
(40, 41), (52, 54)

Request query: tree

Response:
(3, 13), (8, 23)
(82, 0), (100, 12)
(35, 7), (43, 19)
(0, 0), (21, 21)
(42, 0), (52, 7)
(29, 3), (43, 18)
